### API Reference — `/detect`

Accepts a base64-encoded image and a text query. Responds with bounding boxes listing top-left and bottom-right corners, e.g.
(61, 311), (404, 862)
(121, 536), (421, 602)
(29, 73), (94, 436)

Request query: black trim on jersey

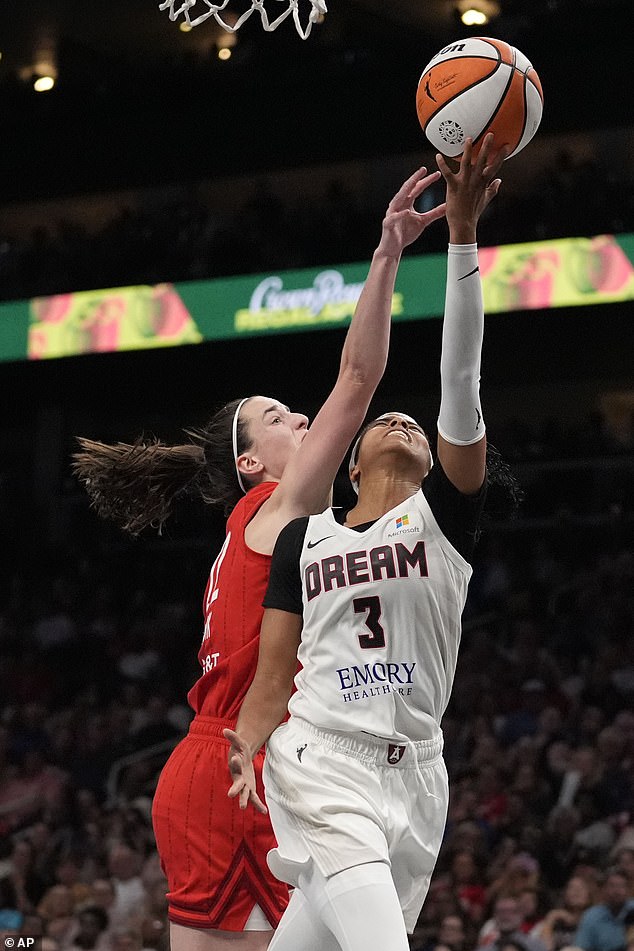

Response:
(263, 460), (485, 617)
(263, 516), (309, 616)
(421, 459), (486, 560)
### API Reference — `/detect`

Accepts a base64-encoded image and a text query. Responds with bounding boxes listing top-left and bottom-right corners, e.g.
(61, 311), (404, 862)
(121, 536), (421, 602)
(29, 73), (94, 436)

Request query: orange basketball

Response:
(416, 37), (543, 160)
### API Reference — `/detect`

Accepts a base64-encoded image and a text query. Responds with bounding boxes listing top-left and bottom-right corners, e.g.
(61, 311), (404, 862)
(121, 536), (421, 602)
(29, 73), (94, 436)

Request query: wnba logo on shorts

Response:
(387, 744), (406, 764)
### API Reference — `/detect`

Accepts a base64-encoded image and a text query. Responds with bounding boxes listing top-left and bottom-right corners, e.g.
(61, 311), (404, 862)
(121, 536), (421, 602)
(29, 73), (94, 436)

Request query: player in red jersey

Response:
(73, 166), (447, 951)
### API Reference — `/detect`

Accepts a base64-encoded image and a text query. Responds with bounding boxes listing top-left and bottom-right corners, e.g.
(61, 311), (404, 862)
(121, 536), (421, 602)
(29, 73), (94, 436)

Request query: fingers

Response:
(389, 166), (440, 211)
(251, 792), (268, 815)
(424, 201), (447, 224)
(393, 165), (429, 201)
(223, 727), (245, 750)
(460, 137), (474, 171)
(476, 133), (508, 180)
(407, 169), (441, 201)
(383, 200), (446, 233)
(436, 151), (454, 182)
(437, 134), (509, 189)
(228, 777), (246, 799)
(483, 144), (510, 181)
(228, 772), (267, 812)
(486, 178), (503, 200)
(233, 781), (267, 813)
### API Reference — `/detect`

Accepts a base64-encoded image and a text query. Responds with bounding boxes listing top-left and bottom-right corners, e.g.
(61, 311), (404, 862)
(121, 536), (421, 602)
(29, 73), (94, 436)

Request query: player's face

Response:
(355, 413), (432, 481)
(240, 395), (309, 481)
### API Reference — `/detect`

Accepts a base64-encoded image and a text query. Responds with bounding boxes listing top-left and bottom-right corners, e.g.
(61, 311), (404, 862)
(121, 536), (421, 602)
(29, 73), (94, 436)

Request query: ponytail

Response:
(73, 397), (256, 535)
(73, 438), (206, 536)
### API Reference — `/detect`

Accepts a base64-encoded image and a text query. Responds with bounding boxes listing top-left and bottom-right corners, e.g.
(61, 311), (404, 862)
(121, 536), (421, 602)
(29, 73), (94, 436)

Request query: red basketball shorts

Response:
(152, 715), (289, 931)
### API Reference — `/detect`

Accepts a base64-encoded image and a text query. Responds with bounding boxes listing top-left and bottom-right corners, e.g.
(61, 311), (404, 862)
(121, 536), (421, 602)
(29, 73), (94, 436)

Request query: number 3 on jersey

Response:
(353, 595), (386, 649)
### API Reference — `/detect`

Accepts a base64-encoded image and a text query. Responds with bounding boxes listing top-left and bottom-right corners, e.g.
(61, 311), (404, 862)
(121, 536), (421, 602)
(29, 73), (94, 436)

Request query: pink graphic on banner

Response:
(29, 284), (201, 359)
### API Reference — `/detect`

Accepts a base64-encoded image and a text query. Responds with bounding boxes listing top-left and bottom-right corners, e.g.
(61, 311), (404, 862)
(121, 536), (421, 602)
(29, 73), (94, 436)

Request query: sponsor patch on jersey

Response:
(395, 514), (409, 529)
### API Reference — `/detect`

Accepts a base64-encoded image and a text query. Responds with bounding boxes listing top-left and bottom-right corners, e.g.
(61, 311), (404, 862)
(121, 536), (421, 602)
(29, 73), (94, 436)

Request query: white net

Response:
(158, 0), (327, 39)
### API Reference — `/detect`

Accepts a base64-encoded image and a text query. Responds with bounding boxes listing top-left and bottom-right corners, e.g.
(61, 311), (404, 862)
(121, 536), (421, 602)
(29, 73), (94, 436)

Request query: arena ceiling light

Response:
(456, 0), (501, 25)
(33, 74), (55, 91)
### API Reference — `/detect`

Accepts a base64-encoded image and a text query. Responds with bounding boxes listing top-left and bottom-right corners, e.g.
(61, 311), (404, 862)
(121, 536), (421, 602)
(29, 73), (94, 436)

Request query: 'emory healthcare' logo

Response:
(336, 660), (417, 704)
(387, 744), (406, 764)
(395, 514), (409, 529)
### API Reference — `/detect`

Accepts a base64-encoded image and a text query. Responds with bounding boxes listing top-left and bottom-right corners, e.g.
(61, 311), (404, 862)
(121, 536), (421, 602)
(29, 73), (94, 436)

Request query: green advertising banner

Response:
(0, 232), (632, 363)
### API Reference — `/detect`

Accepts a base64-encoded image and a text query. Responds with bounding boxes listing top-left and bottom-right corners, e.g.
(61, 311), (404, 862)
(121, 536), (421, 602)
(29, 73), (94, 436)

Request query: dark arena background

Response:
(1, 1), (633, 948)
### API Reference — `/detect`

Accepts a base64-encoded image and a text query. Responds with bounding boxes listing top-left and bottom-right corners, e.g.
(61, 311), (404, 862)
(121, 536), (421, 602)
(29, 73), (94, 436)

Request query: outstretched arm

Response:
(253, 168), (447, 548)
(435, 134), (507, 494)
(223, 608), (301, 812)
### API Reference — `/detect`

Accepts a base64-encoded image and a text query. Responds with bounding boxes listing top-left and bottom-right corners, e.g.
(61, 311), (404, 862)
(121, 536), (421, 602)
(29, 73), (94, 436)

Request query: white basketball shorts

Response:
(263, 717), (449, 933)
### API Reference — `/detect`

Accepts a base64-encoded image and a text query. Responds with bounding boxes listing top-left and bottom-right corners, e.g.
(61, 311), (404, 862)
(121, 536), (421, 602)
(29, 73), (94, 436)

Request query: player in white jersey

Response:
(224, 134), (508, 951)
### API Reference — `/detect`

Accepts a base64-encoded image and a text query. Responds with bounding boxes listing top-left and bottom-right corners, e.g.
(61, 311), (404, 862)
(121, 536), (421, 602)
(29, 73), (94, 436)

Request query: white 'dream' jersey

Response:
(288, 488), (472, 742)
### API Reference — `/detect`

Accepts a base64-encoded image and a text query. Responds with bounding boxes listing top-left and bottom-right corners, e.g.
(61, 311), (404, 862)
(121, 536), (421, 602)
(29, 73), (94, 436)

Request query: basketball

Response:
(416, 37), (543, 161)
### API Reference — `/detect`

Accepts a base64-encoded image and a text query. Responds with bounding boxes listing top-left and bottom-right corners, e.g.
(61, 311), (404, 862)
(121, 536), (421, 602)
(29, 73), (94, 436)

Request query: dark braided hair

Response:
(72, 397), (256, 535)
(483, 442), (525, 522)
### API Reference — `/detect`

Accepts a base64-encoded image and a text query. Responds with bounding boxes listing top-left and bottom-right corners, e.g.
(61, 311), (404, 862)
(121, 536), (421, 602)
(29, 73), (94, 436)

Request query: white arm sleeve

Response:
(436, 243), (486, 446)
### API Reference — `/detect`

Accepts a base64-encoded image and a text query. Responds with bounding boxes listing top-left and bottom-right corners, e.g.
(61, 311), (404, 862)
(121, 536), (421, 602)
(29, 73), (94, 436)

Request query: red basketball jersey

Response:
(188, 482), (277, 719)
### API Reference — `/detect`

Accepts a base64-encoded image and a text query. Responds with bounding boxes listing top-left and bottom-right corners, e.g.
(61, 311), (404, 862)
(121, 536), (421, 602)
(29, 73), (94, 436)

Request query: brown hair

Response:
(72, 397), (255, 535)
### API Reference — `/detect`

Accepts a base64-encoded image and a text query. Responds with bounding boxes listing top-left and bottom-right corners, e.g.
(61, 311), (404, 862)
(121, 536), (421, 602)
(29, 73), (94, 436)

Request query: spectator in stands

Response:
(135, 876), (169, 949)
(435, 912), (469, 951)
(613, 849), (634, 895)
(39, 940), (61, 951)
(5, 837), (46, 916)
(0, 743), (68, 833)
(110, 927), (144, 951)
(488, 854), (542, 911)
(67, 904), (110, 951)
(88, 879), (116, 918)
(531, 874), (595, 951)
(594, 727), (633, 818)
(574, 869), (634, 951)
(52, 854), (93, 909)
(106, 843), (147, 932)
(477, 894), (548, 951)
(447, 849), (488, 925)
(0, 875), (23, 934)
(37, 883), (76, 944)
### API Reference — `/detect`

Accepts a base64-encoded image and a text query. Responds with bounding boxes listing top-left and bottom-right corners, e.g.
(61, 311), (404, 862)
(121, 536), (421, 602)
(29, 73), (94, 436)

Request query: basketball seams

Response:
(507, 72), (529, 159)
(478, 36), (506, 63)
(512, 72), (543, 156)
(527, 69), (544, 102)
(471, 64), (518, 150)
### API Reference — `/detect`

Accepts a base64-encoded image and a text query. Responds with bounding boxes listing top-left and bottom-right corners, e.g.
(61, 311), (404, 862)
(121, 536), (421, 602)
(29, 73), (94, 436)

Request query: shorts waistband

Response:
(188, 715), (235, 739)
(290, 718), (443, 767)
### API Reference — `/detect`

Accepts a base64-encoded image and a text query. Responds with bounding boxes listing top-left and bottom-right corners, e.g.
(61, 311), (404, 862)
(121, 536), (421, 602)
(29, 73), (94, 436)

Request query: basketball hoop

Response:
(158, 0), (327, 39)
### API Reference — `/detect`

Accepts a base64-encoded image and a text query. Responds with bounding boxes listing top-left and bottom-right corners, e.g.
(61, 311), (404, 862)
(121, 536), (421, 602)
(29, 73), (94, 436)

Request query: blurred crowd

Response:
(1, 409), (633, 951)
(1, 148), (633, 303)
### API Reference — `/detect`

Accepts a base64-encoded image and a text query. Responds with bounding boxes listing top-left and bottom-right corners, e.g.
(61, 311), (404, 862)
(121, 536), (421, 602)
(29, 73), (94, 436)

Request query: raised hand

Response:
(223, 727), (268, 814)
(376, 166), (447, 259)
(437, 134), (509, 243)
